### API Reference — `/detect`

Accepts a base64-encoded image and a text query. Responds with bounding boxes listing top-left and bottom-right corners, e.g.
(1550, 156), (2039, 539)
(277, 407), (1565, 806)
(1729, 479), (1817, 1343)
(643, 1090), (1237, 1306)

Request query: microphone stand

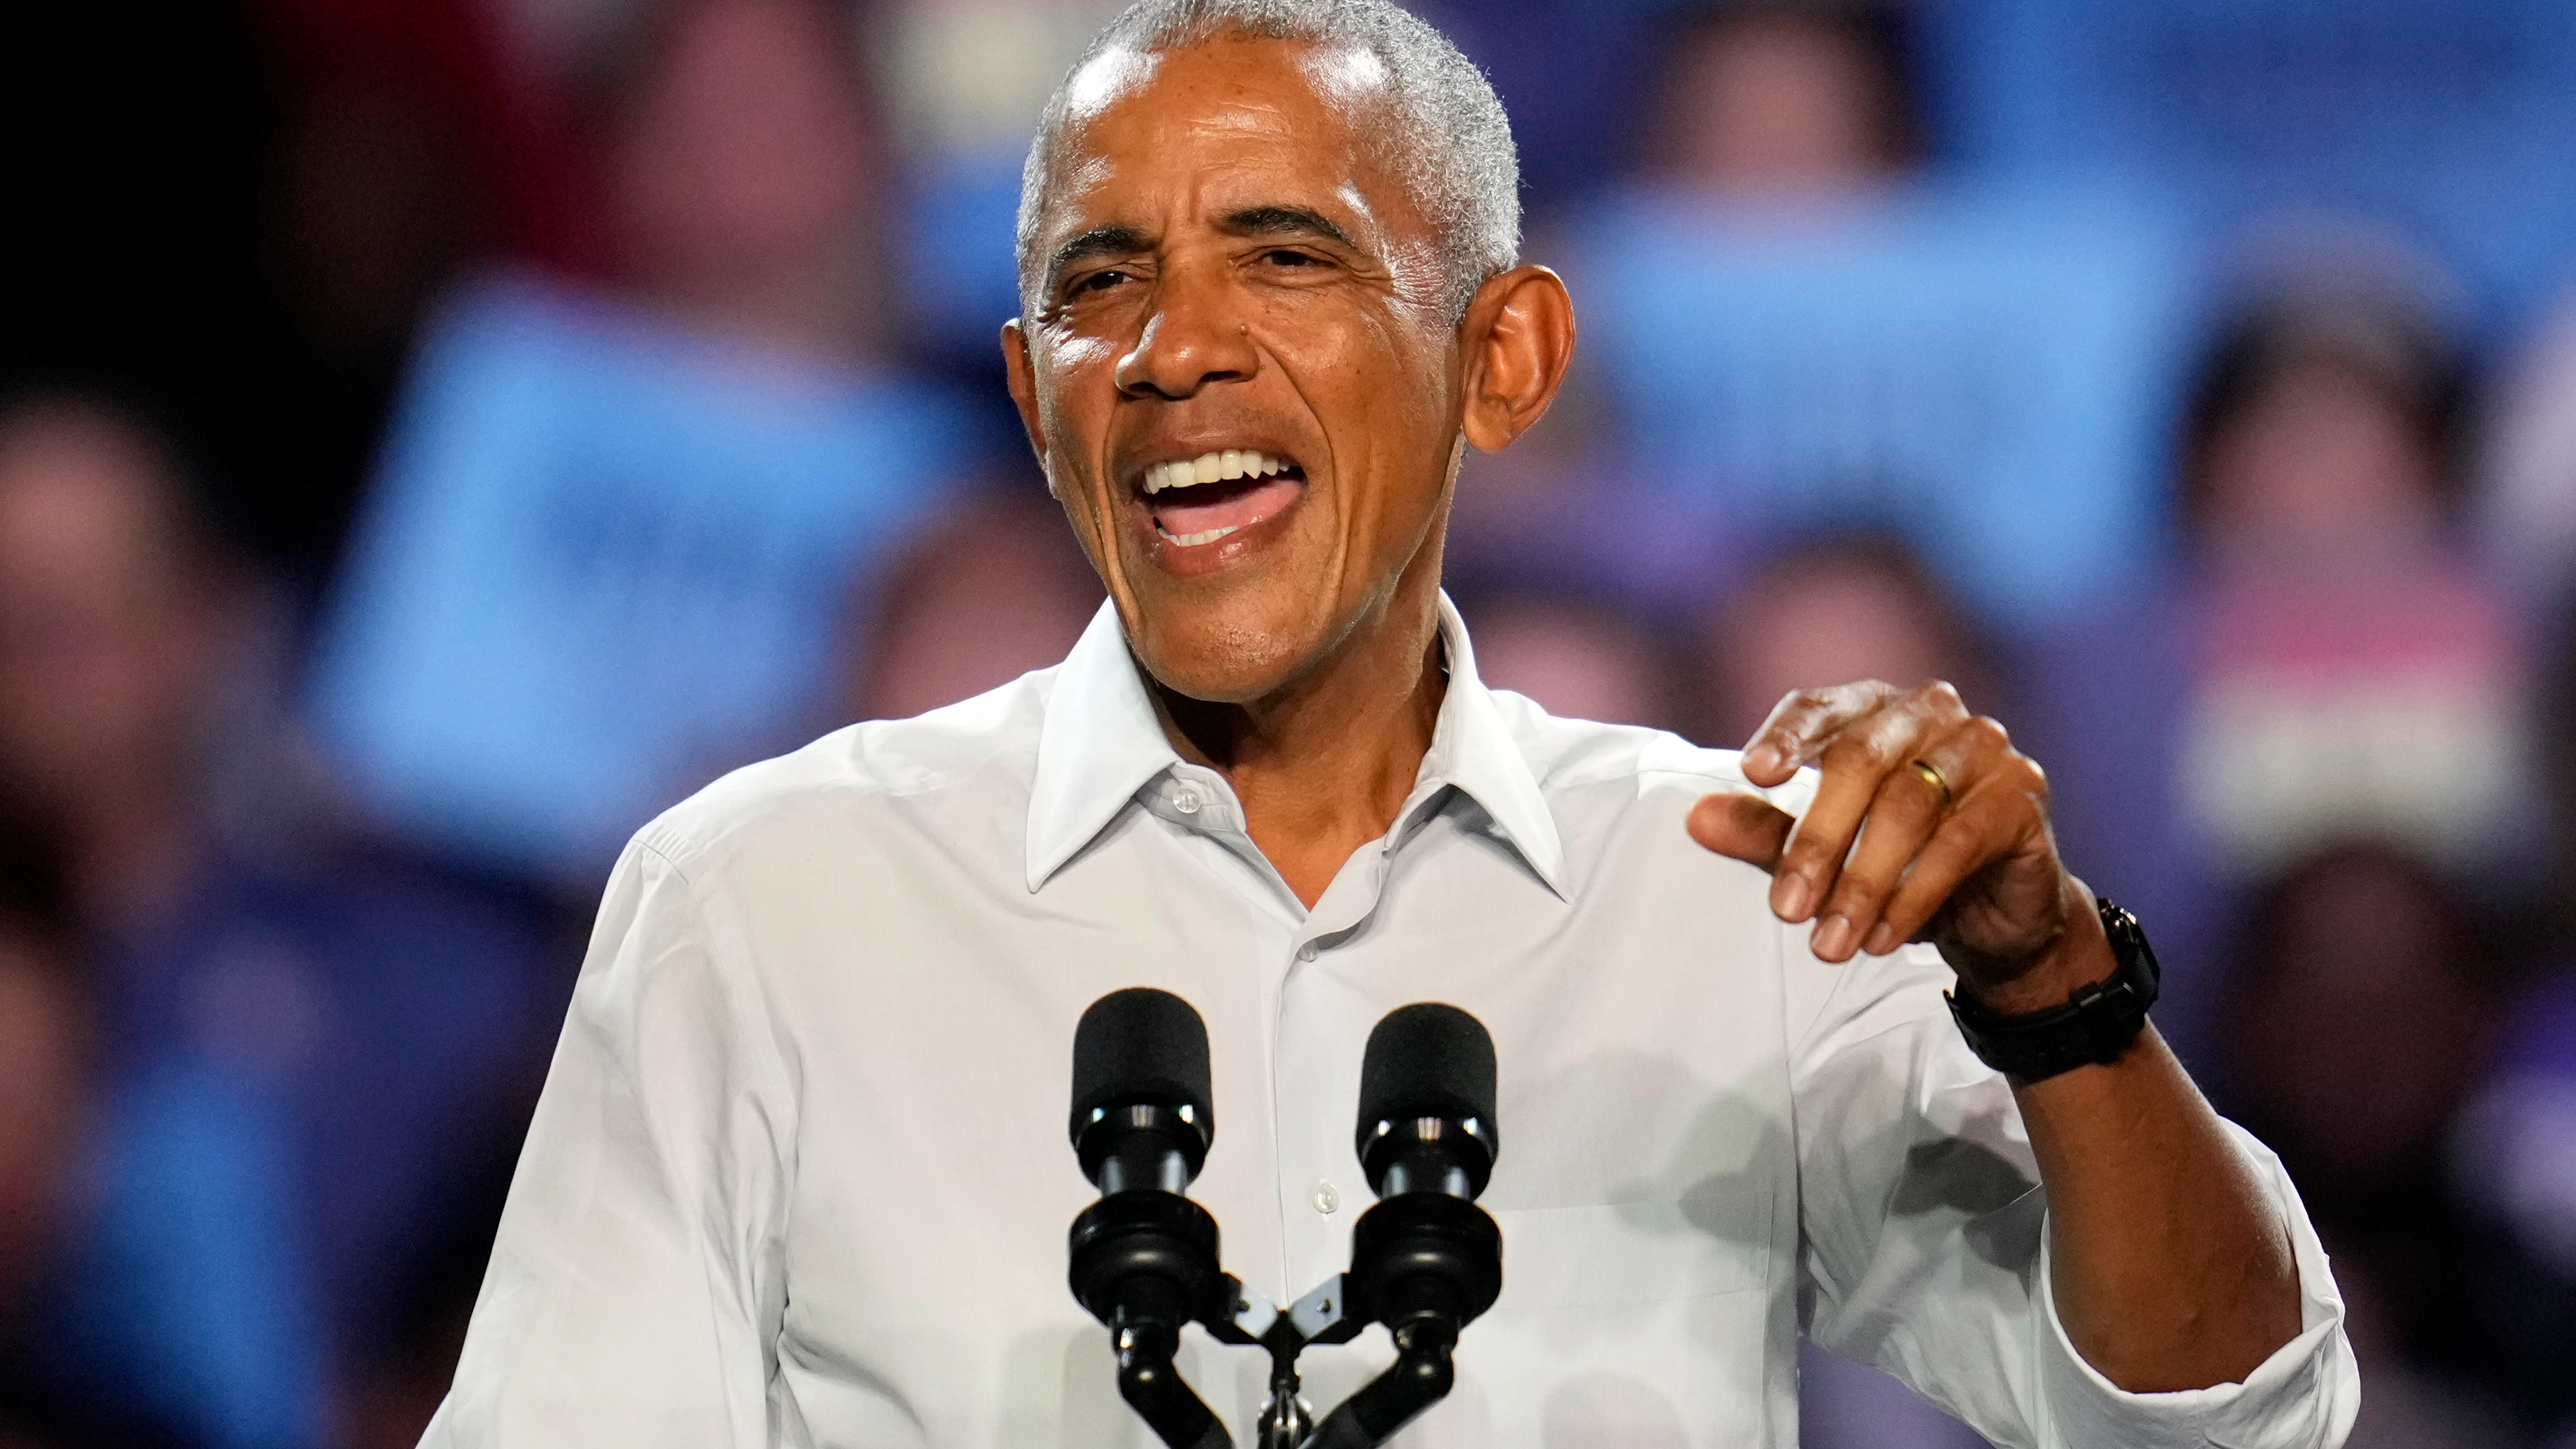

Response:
(1068, 995), (1500, 1449)
(1300, 1314), (1455, 1449)
(1107, 1180), (1499, 1449)
(1109, 1304), (1231, 1449)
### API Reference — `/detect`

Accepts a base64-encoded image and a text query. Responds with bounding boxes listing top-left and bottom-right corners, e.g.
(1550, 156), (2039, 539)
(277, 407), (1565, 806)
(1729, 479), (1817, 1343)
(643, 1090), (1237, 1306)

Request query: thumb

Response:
(1687, 791), (1795, 874)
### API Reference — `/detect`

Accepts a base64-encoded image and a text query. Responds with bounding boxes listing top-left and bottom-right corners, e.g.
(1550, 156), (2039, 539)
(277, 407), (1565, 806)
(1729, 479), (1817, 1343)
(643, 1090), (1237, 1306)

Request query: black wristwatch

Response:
(1945, 896), (2160, 1082)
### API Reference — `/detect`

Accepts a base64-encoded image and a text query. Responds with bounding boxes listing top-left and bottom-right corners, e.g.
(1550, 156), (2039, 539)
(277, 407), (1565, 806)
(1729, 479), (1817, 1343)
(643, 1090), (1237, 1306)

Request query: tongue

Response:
(1153, 473), (1303, 538)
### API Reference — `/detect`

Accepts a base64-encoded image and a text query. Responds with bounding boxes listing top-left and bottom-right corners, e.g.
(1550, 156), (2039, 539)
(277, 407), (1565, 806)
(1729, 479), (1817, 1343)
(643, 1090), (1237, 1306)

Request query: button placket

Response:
(1273, 948), (1369, 1293)
(1294, 841), (1391, 965)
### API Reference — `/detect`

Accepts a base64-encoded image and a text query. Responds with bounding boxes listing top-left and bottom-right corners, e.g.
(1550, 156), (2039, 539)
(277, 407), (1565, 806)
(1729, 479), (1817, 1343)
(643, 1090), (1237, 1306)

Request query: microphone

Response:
(1306, 1004), (1504, 1449)
(1066, 988), (1233, 1449)
(1073, 985), (1215, 1195)
(1060, 994), (1511, 1449)
(1355, 1002), (1497, 1200)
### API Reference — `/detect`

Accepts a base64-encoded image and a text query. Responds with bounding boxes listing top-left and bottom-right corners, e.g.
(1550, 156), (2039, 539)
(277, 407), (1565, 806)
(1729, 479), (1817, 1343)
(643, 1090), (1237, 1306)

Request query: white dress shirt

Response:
(423, 598), (2358, 1449)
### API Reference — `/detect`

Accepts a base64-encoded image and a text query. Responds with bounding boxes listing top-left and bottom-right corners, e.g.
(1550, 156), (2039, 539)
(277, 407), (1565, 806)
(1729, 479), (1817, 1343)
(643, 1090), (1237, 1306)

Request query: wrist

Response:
(1946, 892), (2161, 1083)
(1959, 877), (2115, 1016)
(1968, 900), (2112, 1013)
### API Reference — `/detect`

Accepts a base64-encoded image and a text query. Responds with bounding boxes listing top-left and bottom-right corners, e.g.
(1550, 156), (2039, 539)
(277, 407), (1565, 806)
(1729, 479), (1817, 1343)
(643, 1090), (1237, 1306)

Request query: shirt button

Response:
(1296, 943), (1317, 962)
(1312, 1181), (1340, 1215)
(1173, 787), (1202, 815)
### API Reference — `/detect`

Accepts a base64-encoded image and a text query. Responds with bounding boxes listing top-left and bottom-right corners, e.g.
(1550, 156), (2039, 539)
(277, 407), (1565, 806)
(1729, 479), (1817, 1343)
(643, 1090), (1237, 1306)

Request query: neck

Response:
(1150, 551), (1449, 909)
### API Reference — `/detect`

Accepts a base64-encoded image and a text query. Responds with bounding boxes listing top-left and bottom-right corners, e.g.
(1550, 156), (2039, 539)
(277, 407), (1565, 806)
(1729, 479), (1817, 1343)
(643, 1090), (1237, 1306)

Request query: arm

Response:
(1978, 887), (2302, 1391)
(420, 838), (796, 1447)
(1691, 681), (2297, 1391)
(1782, 923), (2357, 1449)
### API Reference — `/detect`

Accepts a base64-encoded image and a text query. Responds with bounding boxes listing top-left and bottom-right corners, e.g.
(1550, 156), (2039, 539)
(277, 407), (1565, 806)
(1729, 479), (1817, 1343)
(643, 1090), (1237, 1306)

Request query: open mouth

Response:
(1139, 449), (1307, 547)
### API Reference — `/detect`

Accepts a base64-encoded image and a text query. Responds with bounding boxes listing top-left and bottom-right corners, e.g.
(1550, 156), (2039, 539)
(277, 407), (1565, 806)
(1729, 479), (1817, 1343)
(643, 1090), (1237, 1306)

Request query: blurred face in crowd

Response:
(0, 403), (223, 828)
(2196, 358), (2444, 554)
(610, 0), (876, 348)
(851, 487), (1105, 721)
(2227, 849), (2491, 1201)
(1653, 11), (1903, 195)
(1700, 544), (1975, 744)
(1467, 595), (1678, 731)
(1006, 35), (1507, 705)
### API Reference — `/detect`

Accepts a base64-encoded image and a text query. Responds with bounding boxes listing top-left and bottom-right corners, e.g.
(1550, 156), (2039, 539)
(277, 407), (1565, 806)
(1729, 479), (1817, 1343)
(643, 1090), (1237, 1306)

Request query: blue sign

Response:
(309, 273), (971, 876)
(1570, 182), (2199, 626)
(1924, 0), (2576, 325)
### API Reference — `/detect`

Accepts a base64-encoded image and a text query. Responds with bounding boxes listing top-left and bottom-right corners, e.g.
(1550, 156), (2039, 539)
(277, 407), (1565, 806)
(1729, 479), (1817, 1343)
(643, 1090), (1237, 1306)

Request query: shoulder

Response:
(631, 669), (1055, 882)
(1486, 687), (1819, 818)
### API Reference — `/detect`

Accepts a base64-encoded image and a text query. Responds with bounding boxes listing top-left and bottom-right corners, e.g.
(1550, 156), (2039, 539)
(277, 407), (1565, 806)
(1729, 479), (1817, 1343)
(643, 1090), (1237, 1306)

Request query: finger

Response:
(1768, 686), (1967, 924)
(1739, 681), (1900, 785)
(1808, 719), (2001, 960)
(1863, 755), (2048, 956)
(1686, 791), (1796, 872)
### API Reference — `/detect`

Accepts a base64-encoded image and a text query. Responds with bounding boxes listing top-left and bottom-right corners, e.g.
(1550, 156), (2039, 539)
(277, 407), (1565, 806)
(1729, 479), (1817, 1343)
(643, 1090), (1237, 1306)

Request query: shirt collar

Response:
(1025, 593), (1565, 896)
(1025, 601), (1184, 891)
(1412, 592), (1567, 895)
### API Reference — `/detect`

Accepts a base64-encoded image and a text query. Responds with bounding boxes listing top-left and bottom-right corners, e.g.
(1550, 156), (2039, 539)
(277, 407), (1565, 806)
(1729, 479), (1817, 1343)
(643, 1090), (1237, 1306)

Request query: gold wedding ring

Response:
(1908, 758), (1954, 810)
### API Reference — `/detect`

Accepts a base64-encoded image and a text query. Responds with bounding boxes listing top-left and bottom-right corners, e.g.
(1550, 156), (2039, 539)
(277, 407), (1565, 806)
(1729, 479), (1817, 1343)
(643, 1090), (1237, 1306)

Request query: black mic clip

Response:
(1231, 1088), (1504, 1448)
(1209, 1184), (1503, 1449)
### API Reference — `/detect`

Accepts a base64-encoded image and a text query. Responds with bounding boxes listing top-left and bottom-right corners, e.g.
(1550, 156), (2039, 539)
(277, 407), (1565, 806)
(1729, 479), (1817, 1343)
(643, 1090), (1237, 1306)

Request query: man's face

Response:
(1006, 37), (1468, 704)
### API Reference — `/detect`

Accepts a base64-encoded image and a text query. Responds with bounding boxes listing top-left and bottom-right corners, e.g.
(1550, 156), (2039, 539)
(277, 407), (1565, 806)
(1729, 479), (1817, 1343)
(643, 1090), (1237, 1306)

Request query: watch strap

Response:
(1945, 896), (2161, 1082)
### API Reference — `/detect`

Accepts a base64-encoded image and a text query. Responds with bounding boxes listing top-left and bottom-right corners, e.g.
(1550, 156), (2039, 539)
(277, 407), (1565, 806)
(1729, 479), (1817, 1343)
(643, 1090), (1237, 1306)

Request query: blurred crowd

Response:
(6, 0), (2576, 1445)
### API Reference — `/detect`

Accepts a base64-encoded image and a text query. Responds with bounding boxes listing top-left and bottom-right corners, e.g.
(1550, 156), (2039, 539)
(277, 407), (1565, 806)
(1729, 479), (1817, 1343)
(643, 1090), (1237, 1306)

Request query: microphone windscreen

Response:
(1356, 1002), (1497, 1151)
(1070, 987), (1214, 1143)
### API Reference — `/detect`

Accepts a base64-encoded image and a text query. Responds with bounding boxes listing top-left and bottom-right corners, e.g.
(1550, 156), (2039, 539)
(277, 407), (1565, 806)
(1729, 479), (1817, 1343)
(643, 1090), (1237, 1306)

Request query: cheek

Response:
(1270, 299), (1456, 445)
(1338, 328), (1462, 506)
(1033, 335), (1123, 478)
(1048, 332), (1120, 372)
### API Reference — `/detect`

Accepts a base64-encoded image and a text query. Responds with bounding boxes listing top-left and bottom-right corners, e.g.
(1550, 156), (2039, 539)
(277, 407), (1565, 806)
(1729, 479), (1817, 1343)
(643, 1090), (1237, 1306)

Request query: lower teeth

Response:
(1158, 523), (1240, 546)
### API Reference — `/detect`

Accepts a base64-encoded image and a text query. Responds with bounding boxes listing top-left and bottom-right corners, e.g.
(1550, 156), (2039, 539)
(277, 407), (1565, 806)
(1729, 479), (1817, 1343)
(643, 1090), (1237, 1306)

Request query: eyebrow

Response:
(1040, 206), (1372, 298)
(1218, 205), (1364, 254)
(1043, 224), (1153, 298)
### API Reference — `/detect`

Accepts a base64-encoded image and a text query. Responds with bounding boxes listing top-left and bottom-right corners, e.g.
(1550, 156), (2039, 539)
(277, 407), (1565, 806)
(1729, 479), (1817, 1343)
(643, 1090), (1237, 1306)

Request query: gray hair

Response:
(1015, 0), (1520, 320)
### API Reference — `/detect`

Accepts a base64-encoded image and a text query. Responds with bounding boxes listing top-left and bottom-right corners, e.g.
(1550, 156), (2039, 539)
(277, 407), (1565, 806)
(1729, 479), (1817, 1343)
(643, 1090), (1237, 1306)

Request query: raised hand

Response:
(1684, 679), (2104, 1012)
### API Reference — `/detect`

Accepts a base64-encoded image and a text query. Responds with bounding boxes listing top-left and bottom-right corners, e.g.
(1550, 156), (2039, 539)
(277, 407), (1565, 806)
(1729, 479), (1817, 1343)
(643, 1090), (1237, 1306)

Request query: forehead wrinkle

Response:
(1032, 38), (1447, 312)
(1061, 114), (1382, 252)
(1040, 83), (1301, 238)
(1166, 97), (1404, 267)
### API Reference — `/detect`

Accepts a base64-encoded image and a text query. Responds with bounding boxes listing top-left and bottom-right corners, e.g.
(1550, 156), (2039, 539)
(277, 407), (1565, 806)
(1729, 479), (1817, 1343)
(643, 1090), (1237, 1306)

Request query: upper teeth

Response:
(1142, 450), (1294, 494)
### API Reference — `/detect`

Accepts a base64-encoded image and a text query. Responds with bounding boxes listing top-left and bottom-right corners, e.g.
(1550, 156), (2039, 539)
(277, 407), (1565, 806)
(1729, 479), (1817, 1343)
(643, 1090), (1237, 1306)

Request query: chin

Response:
(1124, 591), (1342, 706)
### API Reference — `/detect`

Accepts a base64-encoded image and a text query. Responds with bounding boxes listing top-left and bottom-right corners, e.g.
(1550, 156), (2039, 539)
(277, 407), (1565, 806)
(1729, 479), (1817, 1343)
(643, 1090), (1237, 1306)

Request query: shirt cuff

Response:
(2031, 1121), (2360, 1449)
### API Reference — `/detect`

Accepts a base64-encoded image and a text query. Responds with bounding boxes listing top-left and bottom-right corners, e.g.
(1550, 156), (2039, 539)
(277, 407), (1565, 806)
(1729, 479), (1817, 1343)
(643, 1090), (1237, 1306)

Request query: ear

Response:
(1001, 319), (1054, 489)
(1457, 266), (1577, 454)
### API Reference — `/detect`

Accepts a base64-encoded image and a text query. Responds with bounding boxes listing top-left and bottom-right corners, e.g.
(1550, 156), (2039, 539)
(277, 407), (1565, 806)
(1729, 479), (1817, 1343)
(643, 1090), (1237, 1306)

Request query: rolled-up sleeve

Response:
(419, 834), (799, 1448)
(1788, 936), (2358, 1449)
(2025, 1120), (2356, 1448)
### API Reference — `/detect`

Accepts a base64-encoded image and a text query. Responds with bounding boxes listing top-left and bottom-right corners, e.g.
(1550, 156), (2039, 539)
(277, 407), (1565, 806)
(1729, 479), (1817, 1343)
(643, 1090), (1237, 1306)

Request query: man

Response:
(424, 2), (2356, 1445)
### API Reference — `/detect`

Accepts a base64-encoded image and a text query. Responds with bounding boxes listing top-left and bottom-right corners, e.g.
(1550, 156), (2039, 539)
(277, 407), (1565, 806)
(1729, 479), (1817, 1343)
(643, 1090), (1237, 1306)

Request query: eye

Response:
(1077, 269), (1132, 294)
(1262, 249), (1319, 268)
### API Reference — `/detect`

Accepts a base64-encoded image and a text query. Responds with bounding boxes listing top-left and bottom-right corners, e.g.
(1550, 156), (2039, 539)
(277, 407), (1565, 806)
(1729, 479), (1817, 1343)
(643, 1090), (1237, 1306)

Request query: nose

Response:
(1113, 264), (1256, 400)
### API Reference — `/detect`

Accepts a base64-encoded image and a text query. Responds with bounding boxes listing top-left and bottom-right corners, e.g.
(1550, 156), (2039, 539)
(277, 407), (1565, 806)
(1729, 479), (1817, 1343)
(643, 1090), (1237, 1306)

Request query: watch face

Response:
(2096, 897), (2163, 1001)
